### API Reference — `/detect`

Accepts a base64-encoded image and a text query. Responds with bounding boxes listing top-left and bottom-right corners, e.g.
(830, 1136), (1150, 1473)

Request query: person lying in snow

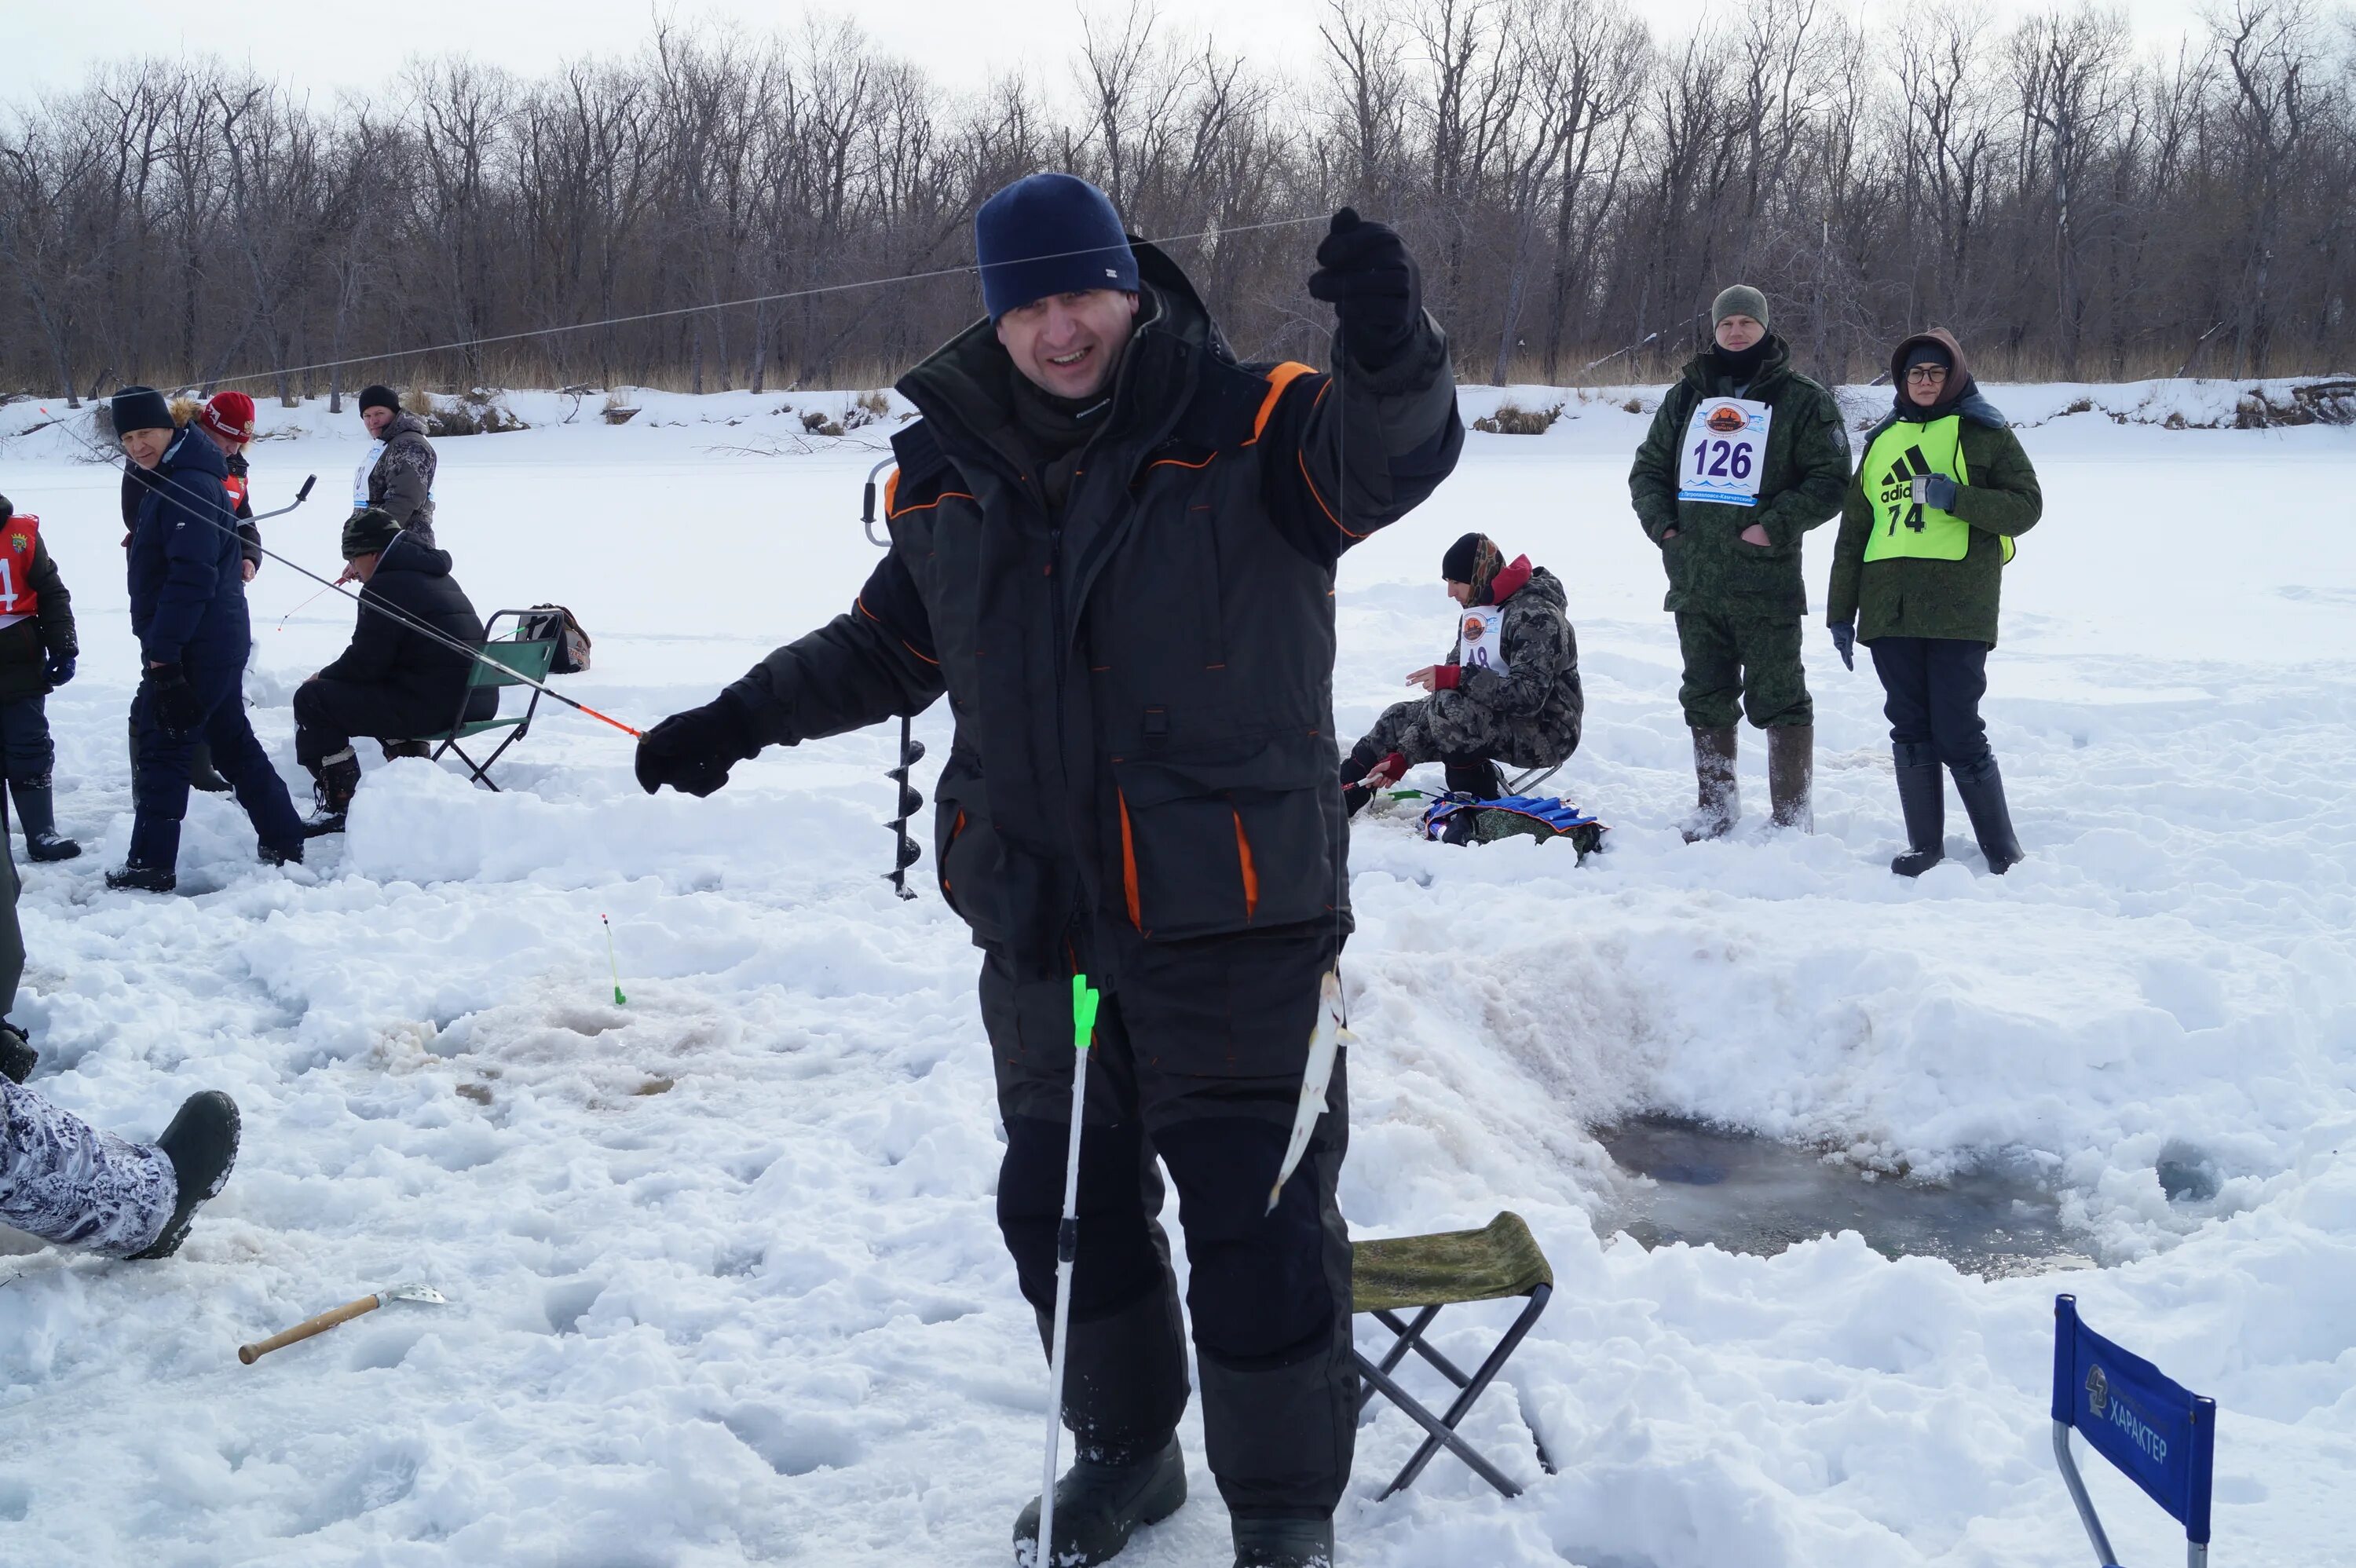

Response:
(1341, 532), (1582, 814)
(0, 798), (238, 1257)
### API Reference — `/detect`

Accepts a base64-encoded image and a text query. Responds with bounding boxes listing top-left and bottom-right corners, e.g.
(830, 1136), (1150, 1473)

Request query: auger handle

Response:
(238, 1292), (382, 1364)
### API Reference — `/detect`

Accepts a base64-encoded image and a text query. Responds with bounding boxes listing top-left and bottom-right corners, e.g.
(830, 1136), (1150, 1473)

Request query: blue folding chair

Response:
(2051, 1294), (2218, 1568)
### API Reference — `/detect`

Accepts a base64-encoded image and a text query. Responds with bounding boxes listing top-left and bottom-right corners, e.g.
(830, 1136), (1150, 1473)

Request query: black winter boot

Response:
(1890, 742), (1945, 877)
(1013, 1438), (1188, 1567)
(106, 862), (177, 894)
(0, 1020), (35, 1084)
(1232, 1517), (1335, 1568)
(304, 751), (362, 837)
(128, 1091), (241, 1259)
(1951, 753), (2023, 874)
(11, 777), (80, 861)
(1442, 756), (1504, 800)
(1767, 723), (1813, 832)
(1680, 726), (1739, 842)
(188, 738), (232, 794)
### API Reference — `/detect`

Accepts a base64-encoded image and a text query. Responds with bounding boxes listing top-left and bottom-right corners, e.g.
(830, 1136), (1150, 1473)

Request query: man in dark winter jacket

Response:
(0, 494), (82, 861)
(1629, 284), (1849, 838)
(1341, 532), (1582, 811)
(293, 508), (494, 832)
(352, 386), (437, 546)
(635, 174), (1461, 1568)
(1828, 328), (2042, 875)
(109, 386), (308, 892)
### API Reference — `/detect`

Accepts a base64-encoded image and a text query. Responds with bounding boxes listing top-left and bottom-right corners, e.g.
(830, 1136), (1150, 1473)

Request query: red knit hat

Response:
(198, 391), (257, 444)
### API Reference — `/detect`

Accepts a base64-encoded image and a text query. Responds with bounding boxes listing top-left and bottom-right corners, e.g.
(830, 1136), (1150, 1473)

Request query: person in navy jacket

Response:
(108, 386), (305, 892)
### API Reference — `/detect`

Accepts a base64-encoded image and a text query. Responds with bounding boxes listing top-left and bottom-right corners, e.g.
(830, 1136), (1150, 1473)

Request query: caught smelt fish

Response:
(1267, 970), (1353, 1215)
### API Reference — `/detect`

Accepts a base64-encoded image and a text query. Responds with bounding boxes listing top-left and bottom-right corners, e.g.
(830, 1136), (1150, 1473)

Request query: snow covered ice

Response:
(0, 382), (2351, 1563)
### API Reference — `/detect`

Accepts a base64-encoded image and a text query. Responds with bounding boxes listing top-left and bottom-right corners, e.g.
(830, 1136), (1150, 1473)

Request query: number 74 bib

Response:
(1677, 397), (1773, 507)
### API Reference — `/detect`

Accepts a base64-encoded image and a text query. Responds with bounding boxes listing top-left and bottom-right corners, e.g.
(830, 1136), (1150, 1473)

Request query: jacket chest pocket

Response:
(1111, 730), (1333, 941)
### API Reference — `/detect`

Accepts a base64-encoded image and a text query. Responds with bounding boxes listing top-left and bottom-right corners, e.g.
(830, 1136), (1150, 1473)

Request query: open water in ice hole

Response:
(1590, 1114), (2099, 1278)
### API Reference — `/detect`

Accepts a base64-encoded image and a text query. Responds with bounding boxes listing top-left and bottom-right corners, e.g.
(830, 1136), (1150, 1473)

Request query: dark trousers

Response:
(292, 678), (492, 769)
(1869, 635), (1992, 768)
(0, 698), (52, 784)
(1674, 608), (1812, 729)
(128, 645), (305, 869)
(986, 923), (1354, 1521)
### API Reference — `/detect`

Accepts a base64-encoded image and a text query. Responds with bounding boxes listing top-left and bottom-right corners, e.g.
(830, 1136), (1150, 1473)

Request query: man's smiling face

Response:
(995, 289), (1142, 400)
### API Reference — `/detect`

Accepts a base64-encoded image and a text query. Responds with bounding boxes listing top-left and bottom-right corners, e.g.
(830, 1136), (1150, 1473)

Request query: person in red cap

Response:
(177, 392), (268, 795)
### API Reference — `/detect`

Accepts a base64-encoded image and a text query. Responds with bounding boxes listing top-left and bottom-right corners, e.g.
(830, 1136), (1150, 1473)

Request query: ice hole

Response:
(1591, 1114), (2095, 1278)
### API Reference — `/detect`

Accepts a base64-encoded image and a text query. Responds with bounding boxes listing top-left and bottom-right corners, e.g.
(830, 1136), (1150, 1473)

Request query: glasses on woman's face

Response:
(1904, 366), (1948, 385)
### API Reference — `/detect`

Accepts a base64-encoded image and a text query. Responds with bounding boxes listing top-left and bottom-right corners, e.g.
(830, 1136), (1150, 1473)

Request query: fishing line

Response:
(208, 214), (1332, 393)
(49, 412), (644, 739)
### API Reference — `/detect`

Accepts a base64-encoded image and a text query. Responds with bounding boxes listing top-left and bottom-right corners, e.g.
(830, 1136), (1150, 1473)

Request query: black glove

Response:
(1307, 207), (1421, 370)
(46, 649), (75, 689)
(145, 664), (203, 739)
(635, 692), (761, 798)
(1830, 621), (1856, 672)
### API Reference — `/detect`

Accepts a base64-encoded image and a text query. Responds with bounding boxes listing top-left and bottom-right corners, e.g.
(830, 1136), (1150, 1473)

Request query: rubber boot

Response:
(304, 751), (362, 837)
(1679, 726), (1739, 842)
(1442, 757), (1503, 800)
(188, 737), (232, 794)
(0, 1021), (35, 1084)
(1339, 740), (1381, 818)
(1890, 742), (1944, 877)
(1013, 1438), (1188, 1567)
(11, 777), (80, 861)
(1232, 1517), (1336, 1568)
(1951, 752), (2023, 874)
(128, 1091), (241, 1259)
(1767, 723), (1813, 832)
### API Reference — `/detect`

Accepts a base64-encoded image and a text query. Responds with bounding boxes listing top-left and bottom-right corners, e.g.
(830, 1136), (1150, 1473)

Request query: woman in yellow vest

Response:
(1827, 329), (2042, 875)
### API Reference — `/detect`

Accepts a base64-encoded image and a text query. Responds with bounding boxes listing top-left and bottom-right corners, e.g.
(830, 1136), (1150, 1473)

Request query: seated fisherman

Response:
(292, 508), (494, 833)
(1341, 532), (1583, 813)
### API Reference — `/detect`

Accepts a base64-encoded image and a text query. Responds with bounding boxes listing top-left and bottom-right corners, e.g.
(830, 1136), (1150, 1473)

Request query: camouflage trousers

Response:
(1674, 609), (1813, 729)
(1351, 693), (1572, 772)
(0, 1077), (177, 1255)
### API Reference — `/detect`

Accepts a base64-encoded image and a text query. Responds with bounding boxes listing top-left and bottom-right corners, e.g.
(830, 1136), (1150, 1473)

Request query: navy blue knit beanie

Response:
(975, 174), (1140, 321)
(111, 386), (174, 437)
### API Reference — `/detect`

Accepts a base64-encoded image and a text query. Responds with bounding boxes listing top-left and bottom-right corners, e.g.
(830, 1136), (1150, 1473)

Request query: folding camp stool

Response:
(1351, 1211), (1557, 1500)
(1505, 762), (1562, 795)
(426, 610), (558, 791)
(2051, 1293), (2218, 1567)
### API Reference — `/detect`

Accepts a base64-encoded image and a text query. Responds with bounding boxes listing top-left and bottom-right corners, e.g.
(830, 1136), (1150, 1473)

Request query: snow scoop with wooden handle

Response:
(239, 1284), (449, 1365)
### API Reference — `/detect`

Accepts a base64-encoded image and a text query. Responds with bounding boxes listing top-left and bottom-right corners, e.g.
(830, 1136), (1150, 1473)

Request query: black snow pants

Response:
(1869, 635), (1992, 769)
(293, 678), (493, 769)
(985, 922), (1353, 1522)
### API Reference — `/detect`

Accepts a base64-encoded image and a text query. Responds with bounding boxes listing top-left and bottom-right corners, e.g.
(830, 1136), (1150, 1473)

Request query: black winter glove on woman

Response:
(635, 691), (760, 797)
(1308, 207), (1423, 371)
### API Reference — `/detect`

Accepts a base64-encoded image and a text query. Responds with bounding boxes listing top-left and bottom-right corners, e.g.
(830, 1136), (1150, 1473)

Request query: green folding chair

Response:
(1352, 1211), (1558, 1500)
(425, 610), (558, 791)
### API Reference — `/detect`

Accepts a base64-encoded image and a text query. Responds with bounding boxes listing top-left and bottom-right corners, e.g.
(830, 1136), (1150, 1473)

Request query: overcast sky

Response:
(11, 0), (2223, 108)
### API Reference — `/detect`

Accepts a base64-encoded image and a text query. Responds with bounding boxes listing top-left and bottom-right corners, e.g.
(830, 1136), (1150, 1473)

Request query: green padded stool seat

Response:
(1351, 1212), (1557, 1500)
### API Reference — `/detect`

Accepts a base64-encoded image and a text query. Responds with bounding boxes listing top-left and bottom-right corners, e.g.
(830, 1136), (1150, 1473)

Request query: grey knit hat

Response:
(1711, 284), (1770, 331)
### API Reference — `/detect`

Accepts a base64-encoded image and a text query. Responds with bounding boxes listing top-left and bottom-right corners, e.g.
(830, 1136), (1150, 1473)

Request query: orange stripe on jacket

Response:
(857, 594), (940, 665)
(1118, 790), (1142, 928)
(1232, 810), (1259, 923)
(1247, 362), (1319, 444)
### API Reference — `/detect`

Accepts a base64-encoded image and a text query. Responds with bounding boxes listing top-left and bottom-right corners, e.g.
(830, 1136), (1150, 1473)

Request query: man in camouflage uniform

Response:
(1628, 285), (1849, 837)
(1341, 532), (1582, 810)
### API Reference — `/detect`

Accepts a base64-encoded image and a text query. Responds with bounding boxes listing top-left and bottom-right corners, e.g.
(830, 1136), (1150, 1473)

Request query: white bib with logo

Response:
(353, 440), (386, 508)
(1676, 397), (1773, 507)
(1456, 605), (1509, 677)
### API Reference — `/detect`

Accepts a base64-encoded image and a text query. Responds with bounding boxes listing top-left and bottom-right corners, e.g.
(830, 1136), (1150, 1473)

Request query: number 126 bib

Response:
(1676, 397), (1772, 507)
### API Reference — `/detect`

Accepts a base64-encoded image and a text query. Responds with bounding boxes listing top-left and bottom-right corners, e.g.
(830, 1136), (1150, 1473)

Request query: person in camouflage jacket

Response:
(1628, 284), (1849, 837)
(353, 386), (437, 546)
(1342, 532), (1582, 810)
